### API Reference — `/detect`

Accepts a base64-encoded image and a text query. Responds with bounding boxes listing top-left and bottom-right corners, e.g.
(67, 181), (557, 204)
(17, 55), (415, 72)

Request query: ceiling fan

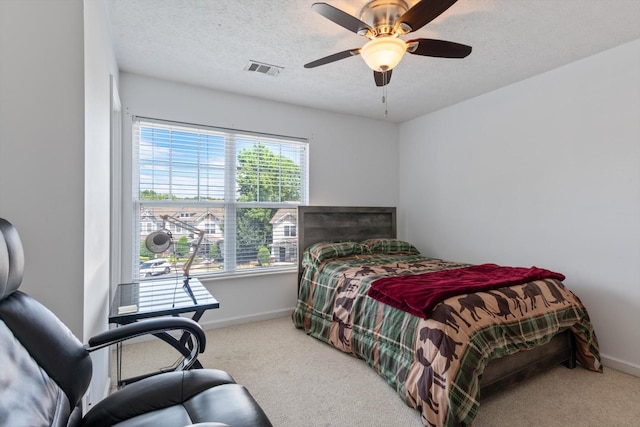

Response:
(304, 0), (472, 87)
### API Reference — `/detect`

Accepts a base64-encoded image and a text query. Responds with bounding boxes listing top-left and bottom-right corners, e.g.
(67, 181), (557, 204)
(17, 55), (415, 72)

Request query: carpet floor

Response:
(113, 316), (640, 426)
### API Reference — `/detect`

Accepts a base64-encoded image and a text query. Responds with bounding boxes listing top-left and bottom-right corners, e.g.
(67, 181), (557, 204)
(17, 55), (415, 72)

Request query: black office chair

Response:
(0, 218), (273, 427)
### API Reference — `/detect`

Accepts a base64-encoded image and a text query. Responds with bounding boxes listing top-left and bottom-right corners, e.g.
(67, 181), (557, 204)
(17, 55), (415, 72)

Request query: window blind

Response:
(132, 117), (308, 279)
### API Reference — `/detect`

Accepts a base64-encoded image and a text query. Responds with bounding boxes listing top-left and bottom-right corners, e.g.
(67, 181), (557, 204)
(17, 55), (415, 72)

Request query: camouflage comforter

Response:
(292, 253), (602, 427)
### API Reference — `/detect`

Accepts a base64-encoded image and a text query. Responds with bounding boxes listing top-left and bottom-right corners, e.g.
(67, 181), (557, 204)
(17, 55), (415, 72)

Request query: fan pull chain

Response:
(382, 71), (389, 118)
(382, 71), (389, 119)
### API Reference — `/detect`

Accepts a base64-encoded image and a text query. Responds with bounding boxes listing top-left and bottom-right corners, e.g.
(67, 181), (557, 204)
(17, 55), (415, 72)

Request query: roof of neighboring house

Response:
(270, 208), (297, 225)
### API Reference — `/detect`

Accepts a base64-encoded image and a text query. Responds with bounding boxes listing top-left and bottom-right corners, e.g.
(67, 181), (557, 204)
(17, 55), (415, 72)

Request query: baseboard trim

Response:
(84, 378), (112, 411)
(601, 353), (640, 377)
(115, 309), (295, 346)
(102, 377), (111, 402)
(199, 308), (293, 330)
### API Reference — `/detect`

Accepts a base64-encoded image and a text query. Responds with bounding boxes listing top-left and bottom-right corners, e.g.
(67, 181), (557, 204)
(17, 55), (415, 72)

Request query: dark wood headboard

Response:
(297, 206), (397, 282)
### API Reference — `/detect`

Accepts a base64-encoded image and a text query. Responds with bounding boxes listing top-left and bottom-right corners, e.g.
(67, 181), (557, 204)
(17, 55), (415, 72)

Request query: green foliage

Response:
(140, 189), (194, 200)
(236, 143), (301, 203)
(175, 235), (190, 259)
(140, 189), (169, 200)
(234, 142), (301, 265)
(208, 242), (221, 260)
(236, 208), (277, 264)
(140, 241), (154, 259)
(257, 246), (271, 267)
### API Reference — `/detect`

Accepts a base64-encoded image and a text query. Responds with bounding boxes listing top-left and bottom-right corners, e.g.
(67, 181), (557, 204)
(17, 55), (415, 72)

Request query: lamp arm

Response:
(182, 230), (204, 277)
(160, 215), (205, 277)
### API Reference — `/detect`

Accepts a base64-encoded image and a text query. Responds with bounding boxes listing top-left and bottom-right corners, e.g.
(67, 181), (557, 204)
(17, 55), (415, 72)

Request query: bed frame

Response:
(297, 206), (576, 397)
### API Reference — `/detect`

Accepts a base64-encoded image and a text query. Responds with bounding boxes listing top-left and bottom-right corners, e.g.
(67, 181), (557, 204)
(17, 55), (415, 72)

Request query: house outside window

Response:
(270, 209), (298, 263)
(133, 118), (308, 279)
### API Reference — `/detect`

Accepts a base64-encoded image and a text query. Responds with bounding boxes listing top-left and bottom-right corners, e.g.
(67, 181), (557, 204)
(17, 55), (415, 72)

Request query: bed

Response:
(292, 206), (601, 427)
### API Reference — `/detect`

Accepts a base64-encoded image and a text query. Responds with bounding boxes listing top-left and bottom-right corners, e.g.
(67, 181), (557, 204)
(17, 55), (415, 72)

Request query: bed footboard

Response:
(480, 330), (575, 397)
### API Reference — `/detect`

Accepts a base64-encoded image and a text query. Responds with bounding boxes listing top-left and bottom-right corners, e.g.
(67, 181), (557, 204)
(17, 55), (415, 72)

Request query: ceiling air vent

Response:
(244, 60), (283, 77)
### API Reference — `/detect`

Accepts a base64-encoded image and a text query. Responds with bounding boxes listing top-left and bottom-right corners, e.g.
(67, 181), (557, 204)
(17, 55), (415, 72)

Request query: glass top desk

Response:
(109, 277), (219, 386)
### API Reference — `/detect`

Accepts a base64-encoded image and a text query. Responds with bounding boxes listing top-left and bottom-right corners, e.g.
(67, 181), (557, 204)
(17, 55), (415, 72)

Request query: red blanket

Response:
(367, 263), (565, 319)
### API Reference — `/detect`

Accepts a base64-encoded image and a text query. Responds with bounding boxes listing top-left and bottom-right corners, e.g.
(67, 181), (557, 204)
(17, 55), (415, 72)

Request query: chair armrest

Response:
(88, 317), (206, 351)
(86, 317), (206, 370)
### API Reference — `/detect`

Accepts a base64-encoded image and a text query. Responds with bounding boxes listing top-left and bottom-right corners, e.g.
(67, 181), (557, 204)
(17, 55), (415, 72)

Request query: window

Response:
(284, 225), (296, 237)
(133, 117), (308, 279)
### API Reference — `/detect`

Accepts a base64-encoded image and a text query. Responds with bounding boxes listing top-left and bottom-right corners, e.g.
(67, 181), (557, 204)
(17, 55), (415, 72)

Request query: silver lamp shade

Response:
(145, 230), (172, 254)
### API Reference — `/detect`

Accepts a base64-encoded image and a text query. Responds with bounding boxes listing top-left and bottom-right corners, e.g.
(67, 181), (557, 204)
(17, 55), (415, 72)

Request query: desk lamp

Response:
(145, 215), (204, 304)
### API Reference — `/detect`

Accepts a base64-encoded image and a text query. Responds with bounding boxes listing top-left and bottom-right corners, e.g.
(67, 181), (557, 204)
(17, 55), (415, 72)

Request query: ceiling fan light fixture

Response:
(360, 36), (406, 71)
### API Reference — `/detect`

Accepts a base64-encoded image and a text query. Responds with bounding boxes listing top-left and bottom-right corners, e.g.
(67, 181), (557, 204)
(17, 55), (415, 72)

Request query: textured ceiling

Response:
(106, 0), (640, 123)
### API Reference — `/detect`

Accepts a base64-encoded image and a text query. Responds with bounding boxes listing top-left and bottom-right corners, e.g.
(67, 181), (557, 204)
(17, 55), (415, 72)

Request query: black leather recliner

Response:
(0, 218), (273, 427)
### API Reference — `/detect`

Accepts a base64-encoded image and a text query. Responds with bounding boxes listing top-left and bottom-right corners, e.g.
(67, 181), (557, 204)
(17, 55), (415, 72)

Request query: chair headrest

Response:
(0, 218), (25, 301)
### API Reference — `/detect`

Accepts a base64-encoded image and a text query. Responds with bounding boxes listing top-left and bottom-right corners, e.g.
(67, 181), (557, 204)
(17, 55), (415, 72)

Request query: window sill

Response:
(196, 266), (297, 283)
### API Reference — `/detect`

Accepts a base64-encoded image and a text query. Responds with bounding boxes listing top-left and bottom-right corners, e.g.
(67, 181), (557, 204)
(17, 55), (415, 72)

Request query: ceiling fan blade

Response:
(312, 2), (374, 37)
(395, 0), (458, 34)
(373, 70), (393, 87)
(407, 38), (472, 58)
(304, 49), (361, 68)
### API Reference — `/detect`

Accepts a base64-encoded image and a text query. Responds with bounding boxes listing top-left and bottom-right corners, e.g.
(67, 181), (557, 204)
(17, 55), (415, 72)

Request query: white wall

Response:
(118, 73), (399, 326)
(83, 0), (120, 408)
(0, 0), (118, 408)
(0, 0), (85, 334)
(399, 39), (640, 375)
